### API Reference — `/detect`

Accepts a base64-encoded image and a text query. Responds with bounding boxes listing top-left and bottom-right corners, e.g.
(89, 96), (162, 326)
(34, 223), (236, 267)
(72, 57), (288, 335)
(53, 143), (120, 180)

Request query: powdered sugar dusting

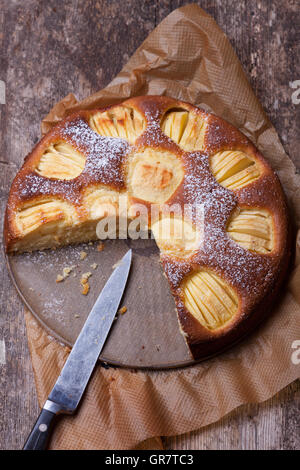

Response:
(142, 108), (177, 148)
(18, 172), (81, 203)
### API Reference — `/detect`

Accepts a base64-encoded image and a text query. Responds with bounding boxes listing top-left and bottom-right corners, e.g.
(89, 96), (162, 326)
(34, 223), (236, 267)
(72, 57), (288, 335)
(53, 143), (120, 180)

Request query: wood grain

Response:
(0, 0), (299, 450)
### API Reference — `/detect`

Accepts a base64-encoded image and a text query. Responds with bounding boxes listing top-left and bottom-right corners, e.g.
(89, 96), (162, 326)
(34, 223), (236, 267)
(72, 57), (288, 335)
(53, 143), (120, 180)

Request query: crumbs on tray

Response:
(81, 283), (89, 295)
(80, 272), (92, 295)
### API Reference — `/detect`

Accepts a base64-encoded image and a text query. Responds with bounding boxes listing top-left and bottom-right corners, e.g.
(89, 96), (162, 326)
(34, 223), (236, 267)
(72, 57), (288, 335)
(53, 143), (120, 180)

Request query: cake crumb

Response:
(56, 265), (76, 283)
(63, 267), (71, 277)
(97, 242), (104, 252)
(90, 263), (98, 270)
(74, 314), (80, 318)
(112, 259), (122, 269)
(80, 251), (88, 260)
(81, 282), (90, 295)
(81, 272), (92, 282)
(119, 306), (127, 315)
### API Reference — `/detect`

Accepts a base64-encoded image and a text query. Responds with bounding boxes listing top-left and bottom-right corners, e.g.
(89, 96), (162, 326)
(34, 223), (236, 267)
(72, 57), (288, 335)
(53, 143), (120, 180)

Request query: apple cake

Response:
(4, 95), (290, 359)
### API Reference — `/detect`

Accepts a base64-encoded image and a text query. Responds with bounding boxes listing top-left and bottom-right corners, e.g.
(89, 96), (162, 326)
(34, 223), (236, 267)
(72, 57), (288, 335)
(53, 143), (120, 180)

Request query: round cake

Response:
(4, 95), (290, 359)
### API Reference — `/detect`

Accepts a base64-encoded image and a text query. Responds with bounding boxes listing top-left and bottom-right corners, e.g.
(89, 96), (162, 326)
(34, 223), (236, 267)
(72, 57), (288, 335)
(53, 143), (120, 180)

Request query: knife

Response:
(23, 249), (132, 450)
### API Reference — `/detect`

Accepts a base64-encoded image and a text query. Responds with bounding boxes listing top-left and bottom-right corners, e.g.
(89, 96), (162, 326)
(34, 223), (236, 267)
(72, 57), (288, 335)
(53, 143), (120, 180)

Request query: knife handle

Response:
(23, 408), (57, 450)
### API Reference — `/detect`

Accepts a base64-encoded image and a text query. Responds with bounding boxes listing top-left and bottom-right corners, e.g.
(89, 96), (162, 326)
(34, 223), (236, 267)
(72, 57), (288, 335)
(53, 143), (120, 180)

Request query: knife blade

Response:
(23, 248), (132, 450)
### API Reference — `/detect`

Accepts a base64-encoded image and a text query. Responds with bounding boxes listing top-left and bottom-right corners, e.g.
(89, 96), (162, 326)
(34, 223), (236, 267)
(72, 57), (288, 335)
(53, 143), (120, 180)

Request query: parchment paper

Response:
(24, 4), (300, 449)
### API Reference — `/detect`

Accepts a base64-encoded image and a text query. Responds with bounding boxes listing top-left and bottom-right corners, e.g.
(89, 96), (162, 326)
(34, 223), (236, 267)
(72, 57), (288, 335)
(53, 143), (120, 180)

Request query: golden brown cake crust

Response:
(4, 95), (291, 359)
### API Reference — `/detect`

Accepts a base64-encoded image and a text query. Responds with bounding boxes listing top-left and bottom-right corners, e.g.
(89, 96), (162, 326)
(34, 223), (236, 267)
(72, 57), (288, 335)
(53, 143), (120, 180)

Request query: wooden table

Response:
(0, 0), (299, 450)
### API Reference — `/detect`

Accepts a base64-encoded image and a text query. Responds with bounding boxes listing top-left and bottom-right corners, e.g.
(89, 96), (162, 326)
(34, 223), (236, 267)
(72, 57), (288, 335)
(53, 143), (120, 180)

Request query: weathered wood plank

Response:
(0, 163), (40, 451)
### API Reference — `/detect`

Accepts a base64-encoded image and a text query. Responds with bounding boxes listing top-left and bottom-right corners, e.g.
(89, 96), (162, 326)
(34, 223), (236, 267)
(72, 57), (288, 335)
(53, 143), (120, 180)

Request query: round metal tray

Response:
(7, 238), (199, 369)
